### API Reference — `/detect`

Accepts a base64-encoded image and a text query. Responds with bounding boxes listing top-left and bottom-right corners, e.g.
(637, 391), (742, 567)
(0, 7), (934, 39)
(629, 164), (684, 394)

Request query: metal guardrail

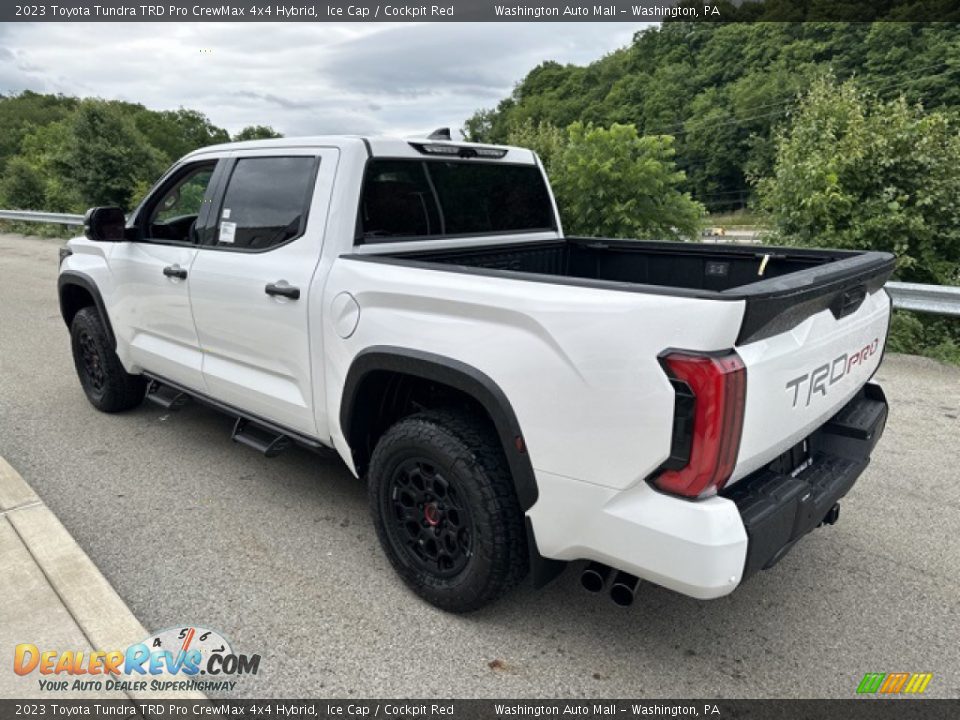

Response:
(0, 210), (85, 226)
(2, 209), (958, 316)
(886, 282), (960, 317)
(700, 229), (761, 245)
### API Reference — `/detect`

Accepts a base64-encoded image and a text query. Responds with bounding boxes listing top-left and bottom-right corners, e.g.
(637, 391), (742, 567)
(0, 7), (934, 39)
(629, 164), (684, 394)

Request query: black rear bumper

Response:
(723, 383), (888, 581)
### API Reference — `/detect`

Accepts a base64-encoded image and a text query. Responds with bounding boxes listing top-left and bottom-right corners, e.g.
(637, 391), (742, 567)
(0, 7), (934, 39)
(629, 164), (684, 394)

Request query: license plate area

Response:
(767, 438), (811, 477)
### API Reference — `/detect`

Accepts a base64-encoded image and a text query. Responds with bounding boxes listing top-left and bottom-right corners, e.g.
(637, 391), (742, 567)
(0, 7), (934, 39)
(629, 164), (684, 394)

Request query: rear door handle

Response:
(265, 281), (300, 300)
(163, 264), (188, 279)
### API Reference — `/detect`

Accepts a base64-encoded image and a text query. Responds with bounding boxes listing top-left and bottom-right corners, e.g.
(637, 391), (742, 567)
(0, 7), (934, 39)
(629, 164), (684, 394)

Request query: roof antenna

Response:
(427, 127), (451, 141)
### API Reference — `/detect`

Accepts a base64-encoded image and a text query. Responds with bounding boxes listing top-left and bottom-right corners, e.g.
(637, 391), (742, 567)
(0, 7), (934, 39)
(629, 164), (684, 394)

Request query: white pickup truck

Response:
(58, 134), (893, 612)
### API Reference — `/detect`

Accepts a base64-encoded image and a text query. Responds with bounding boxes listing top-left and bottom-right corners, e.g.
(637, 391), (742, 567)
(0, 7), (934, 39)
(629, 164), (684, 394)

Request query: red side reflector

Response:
(654, 351), (747, 498)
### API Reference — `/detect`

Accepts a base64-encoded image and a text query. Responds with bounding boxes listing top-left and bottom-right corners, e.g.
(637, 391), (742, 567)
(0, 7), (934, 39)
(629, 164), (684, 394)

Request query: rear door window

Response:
(214, 156), (317, 250)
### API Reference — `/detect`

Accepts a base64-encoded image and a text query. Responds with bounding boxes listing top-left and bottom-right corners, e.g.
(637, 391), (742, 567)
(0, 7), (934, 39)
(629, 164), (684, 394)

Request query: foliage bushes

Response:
(0, 91), (281, 214)
(471, 20), (959, 365)
(756, 77), (960, 363)
(466, 21), (960, 213)
(889, 312), (960, 366)
(3, 21), (957, 365)
(508, 120), (704, 239)
(756, 77), (960, 287)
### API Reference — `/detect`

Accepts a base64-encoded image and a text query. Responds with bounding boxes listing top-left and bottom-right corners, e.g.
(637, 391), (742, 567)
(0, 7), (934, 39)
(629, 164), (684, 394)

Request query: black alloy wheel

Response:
(385, 457), (475, 577)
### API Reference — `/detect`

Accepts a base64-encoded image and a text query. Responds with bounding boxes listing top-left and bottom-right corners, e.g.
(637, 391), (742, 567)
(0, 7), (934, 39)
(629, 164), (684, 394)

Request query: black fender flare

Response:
(58, 271), (116, 349)
(340, 346), (565, 587)
(341, 346), (539, 510)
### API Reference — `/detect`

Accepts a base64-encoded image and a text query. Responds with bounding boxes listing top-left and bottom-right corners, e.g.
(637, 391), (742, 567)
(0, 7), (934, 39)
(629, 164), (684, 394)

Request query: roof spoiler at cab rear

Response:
(408, 140), (508, 159)
(730, 251), (896, 345)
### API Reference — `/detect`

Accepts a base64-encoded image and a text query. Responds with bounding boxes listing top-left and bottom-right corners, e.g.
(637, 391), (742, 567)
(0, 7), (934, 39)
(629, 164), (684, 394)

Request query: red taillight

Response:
(654, 350), (747, 498)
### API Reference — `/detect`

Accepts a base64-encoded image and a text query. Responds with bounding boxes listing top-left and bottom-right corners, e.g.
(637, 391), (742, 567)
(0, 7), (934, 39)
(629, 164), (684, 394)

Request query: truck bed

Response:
(357, 237), (896, 344)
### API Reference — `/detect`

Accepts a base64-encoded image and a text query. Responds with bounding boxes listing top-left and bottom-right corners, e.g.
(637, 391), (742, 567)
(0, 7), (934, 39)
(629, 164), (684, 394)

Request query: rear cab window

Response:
(357, 159), (555, 243)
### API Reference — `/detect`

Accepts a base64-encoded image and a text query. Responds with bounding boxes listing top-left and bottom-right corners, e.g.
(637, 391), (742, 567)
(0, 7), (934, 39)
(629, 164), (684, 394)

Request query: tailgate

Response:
(730, 284), (891, 485)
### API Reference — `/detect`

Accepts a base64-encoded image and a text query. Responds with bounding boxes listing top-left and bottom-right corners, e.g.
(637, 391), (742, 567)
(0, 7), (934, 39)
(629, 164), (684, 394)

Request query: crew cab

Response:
(57, 134), (893, 611)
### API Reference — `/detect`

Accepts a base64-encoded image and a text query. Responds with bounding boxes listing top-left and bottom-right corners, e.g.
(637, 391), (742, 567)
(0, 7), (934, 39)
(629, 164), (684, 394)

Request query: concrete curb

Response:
(0, 456), (204, 702)
(0, 455), (39, 510)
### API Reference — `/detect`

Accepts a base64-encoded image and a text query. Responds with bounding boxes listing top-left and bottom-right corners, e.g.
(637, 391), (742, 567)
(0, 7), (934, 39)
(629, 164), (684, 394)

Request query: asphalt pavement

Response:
(1, 231), (958, 698)
(0, 455), (204, 701)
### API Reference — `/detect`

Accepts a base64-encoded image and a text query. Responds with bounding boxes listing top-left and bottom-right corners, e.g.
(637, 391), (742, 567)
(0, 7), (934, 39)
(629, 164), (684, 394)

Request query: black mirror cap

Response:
(84, 207), (126, 241)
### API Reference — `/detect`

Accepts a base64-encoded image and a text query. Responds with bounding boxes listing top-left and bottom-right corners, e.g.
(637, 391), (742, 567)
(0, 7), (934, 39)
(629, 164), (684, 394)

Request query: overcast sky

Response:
(0, 23), (647, 137)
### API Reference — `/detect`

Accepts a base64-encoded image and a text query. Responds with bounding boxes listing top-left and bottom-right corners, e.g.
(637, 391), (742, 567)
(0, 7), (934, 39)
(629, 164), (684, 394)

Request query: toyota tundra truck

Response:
(57, 133), (893, 612)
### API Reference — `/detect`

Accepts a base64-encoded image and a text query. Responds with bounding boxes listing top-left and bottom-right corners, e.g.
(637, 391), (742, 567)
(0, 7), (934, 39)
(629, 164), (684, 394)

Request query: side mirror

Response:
(84, 207), (127, 242)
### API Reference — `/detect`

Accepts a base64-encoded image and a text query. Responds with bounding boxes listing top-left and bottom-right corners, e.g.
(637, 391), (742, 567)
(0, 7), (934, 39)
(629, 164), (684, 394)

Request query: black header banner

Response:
(4, 0), (960, 22)
(0, 699), (958, 719)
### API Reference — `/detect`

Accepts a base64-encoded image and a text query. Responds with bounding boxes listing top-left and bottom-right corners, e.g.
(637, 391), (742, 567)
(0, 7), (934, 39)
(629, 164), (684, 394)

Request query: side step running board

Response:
(142, 372), (335, 458)
(145, 379), (190, 410)
(231, 417), (292, 458)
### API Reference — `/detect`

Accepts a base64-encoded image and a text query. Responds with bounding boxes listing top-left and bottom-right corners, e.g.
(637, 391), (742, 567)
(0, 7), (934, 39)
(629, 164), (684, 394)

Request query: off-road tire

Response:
(368, 409), (529, 612)
(70, 307), (145, 412)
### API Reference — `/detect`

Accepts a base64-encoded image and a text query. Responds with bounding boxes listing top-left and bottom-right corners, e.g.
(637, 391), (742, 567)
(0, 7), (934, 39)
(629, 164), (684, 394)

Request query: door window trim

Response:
(200, 154), (322, 254)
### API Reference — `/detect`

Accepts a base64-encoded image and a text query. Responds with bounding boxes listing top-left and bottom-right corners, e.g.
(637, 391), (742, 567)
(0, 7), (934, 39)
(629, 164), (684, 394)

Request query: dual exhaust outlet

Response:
(580, 562), (641, 607)
(580, 503), (843, 607)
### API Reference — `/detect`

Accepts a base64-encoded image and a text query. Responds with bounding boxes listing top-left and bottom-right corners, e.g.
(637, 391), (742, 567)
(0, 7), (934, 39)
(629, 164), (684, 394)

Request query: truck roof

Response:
(184, 135), (537, 164)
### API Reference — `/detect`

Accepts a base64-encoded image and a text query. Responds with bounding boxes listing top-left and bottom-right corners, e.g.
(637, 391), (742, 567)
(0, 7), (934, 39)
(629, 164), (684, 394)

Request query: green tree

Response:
(755, 77), (960, 286)
(9, 120), (84, 213)
(0, 91), (78, 174)
(756, 77), (960, 363)
(0, 156), (45, 210)
(509, 121), (703, 240)
(54, 100), (166, 210)
(680, 87), (747, 211)
(133, 107), (230, 162)
(462, 108), (499, 143)
(465, 19), (960, 213)
(233, 125), (283, 141)
(504, 119), (566, 171)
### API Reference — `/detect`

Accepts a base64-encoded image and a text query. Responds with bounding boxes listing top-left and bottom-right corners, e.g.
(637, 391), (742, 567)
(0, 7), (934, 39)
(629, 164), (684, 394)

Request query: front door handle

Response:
(163, 264), (188, 280)
(265, 281), (300, 300)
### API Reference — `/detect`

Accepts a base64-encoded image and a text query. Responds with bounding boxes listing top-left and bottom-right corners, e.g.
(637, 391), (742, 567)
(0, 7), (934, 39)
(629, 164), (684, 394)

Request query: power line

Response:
(639, 61), (957, 138)
(654, 60), (952, 134)
(642, 59), (952, 136)
(695, 190), (752, 197)
(687, 65), (959, 205)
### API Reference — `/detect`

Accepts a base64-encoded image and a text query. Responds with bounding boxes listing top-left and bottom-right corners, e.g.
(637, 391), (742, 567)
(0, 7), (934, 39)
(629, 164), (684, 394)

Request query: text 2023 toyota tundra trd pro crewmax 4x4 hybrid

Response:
(58, 134), (892, 611)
